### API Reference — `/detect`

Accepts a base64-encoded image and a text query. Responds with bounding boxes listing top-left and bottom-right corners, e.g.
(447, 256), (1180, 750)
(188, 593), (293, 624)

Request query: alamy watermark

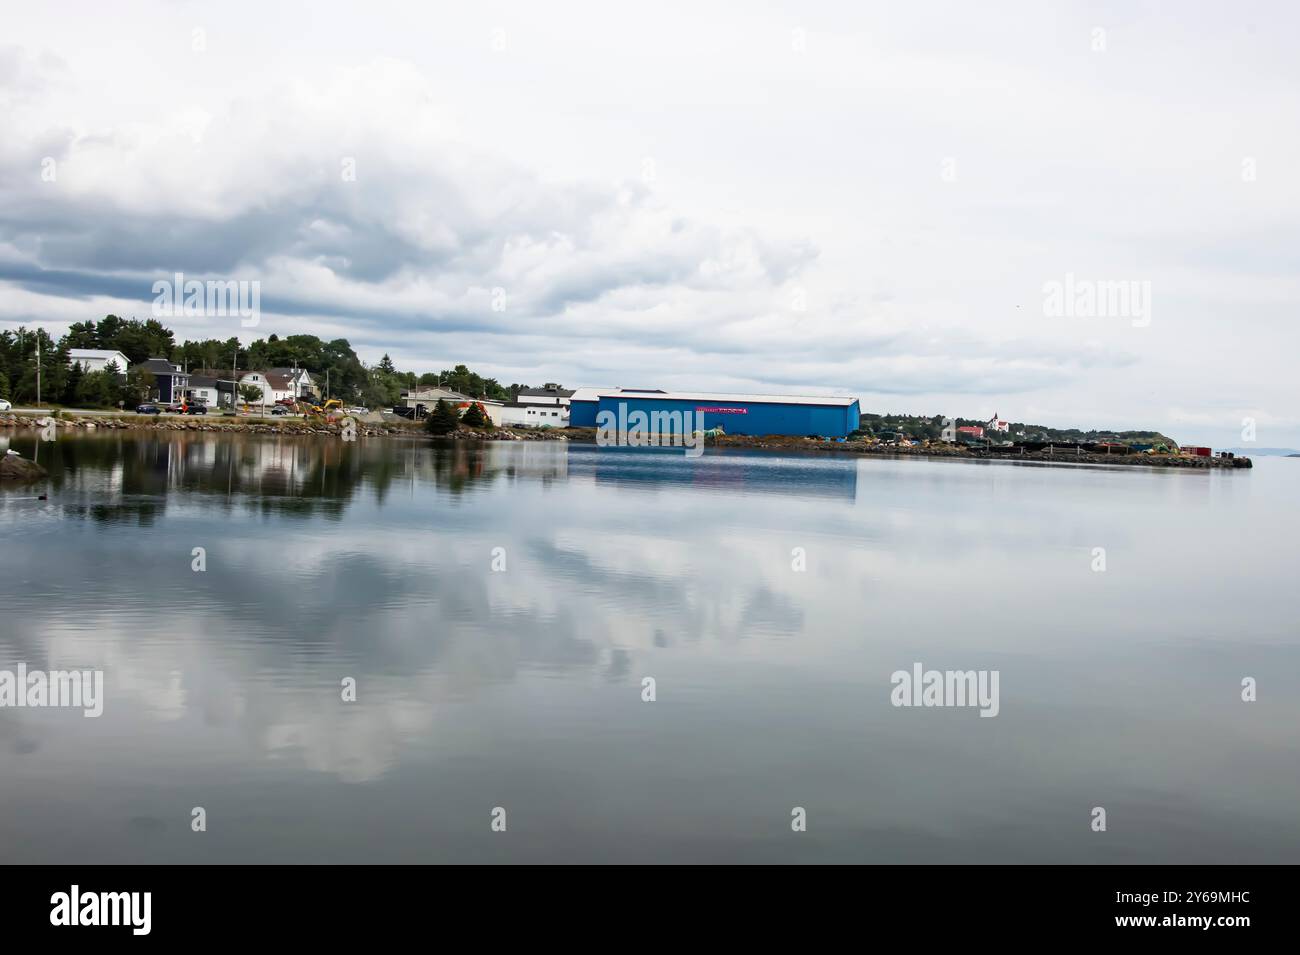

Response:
(0, 663), (103, 717)
(50, 885), (150, 935)
(152, 271), (260, 327)
(890, 662), (1000, 717)
(1043, 273), (1151, 327)
(596, 402), (705, 458)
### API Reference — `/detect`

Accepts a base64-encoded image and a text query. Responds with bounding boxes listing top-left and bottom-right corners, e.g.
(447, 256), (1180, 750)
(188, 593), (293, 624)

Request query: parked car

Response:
(0, 399), (12, 411)
(345, 406), (368, 416)
(270, 405), (290, 416)
(136, 403), (161, 414)
(184, 404), (207, 415)
(164, 403), (185, 413)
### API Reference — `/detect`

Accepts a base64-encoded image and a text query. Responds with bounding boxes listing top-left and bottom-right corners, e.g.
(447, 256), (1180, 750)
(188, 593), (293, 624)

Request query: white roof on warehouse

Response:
(68, 348), (131, 362)
(570, 387), (857, 407)
(570, 386), (669, 402)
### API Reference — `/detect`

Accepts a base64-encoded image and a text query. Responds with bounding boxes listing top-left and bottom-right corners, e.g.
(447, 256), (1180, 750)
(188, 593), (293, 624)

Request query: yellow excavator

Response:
(294, 397), (344, 419)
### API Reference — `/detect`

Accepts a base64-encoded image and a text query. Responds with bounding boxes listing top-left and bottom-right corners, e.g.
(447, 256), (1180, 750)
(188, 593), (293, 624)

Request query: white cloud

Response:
(1, 2), (1298, 444)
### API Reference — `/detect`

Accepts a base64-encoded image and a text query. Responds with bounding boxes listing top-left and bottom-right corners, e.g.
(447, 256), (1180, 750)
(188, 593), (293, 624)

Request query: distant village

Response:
(0, 316), (1205, 453)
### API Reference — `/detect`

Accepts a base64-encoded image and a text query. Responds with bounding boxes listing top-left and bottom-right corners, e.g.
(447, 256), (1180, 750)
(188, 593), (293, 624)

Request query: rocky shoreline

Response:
(0, 414), (1250, 468)
(705, 434), (1253, 468)
(0, 412), (572, 442)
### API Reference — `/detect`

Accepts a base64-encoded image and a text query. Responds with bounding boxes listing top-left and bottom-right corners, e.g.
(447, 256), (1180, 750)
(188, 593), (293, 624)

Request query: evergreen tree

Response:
(461, 401), (486, 428)
(75, 371), (113, 407)
(63, 362), (85, 405)
(424, 399), (461, 435)
(102, 360), (125, 407)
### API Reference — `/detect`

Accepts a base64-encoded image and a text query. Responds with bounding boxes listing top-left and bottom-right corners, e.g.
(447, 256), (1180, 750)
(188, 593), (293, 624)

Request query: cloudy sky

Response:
(2, 1), (1297, 445)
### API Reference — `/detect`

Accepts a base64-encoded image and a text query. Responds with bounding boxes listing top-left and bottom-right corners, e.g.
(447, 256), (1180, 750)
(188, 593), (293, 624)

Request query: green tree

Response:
(63, 361), (85, 405)
(174, 336), (241, 373)
(363, 364), (403, 410)
(126, 366), (156, 402)
(102, 360), (124, 407)
(437, 363), (510, 401)
(5, 328), (65, 404)
(82, 315), (175, 365)
(64, 320), (101, 349)
(460, 401), (487, 428)
(238, 384), (264, 405)
(424, 399), (461, 435)
(75, 370), (114, 407)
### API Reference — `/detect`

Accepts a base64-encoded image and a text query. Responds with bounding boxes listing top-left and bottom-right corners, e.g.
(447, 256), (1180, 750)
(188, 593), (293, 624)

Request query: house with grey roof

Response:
(134, 358), (189, 403)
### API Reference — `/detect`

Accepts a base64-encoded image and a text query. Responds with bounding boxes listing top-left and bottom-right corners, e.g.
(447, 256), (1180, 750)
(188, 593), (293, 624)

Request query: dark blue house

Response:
(134, 358), (189, 403)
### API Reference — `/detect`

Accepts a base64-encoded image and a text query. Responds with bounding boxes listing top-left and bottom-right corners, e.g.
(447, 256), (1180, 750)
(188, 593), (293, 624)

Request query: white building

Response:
(185, 375), (221, 406)
(986, 412), (1011, 433)
(470, 398), (505, 427)
(238, 371), (296, 406)
(500, 384), (573, 428)
(502, 404), (568, 427)
(268, 367), (316, 397)
(67, 349), (131, 374)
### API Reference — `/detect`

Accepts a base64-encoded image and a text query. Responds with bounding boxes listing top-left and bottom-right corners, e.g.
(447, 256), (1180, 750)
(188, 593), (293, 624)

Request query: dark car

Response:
(136, 403), (161, 414)
(184, 404), (208, 415)
(270, 405), (291, 416)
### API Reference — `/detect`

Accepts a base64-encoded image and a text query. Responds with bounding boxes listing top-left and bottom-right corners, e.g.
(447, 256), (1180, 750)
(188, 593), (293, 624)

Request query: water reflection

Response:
(1, 433), (1297, 863)
(4, 432), (578, 521)
(585, 445), (858, 501)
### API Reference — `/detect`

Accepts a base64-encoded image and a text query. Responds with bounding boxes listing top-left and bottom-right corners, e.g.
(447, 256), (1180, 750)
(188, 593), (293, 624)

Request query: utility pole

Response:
(232, 345), (238, 411)
(35, 336), (41, 407)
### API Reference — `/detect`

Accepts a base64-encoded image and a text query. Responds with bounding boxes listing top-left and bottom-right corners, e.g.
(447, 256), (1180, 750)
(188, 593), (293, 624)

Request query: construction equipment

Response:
(294, 397), (344, 420)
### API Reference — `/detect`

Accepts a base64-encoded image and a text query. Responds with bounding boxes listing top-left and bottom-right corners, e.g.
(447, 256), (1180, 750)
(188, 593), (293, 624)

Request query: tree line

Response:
(0, 316), (549, 409)
(859, 412), (1175, 446)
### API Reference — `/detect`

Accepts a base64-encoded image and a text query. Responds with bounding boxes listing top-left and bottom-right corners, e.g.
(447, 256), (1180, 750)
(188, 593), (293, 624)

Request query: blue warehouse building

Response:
(569, 387), (861, 438)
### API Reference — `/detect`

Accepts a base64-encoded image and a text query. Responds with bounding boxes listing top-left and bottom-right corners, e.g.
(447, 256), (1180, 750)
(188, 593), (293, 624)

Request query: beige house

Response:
(400, 387), (504, 425)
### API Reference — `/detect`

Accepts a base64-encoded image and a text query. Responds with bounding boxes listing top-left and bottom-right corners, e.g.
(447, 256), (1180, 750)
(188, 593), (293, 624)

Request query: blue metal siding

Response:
(594, 396), (859, 438)
(569, 399), (599, 427)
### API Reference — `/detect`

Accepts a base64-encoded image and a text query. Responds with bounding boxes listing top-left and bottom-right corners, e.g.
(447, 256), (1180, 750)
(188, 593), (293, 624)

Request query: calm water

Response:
(1, 431), (1296, 863)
